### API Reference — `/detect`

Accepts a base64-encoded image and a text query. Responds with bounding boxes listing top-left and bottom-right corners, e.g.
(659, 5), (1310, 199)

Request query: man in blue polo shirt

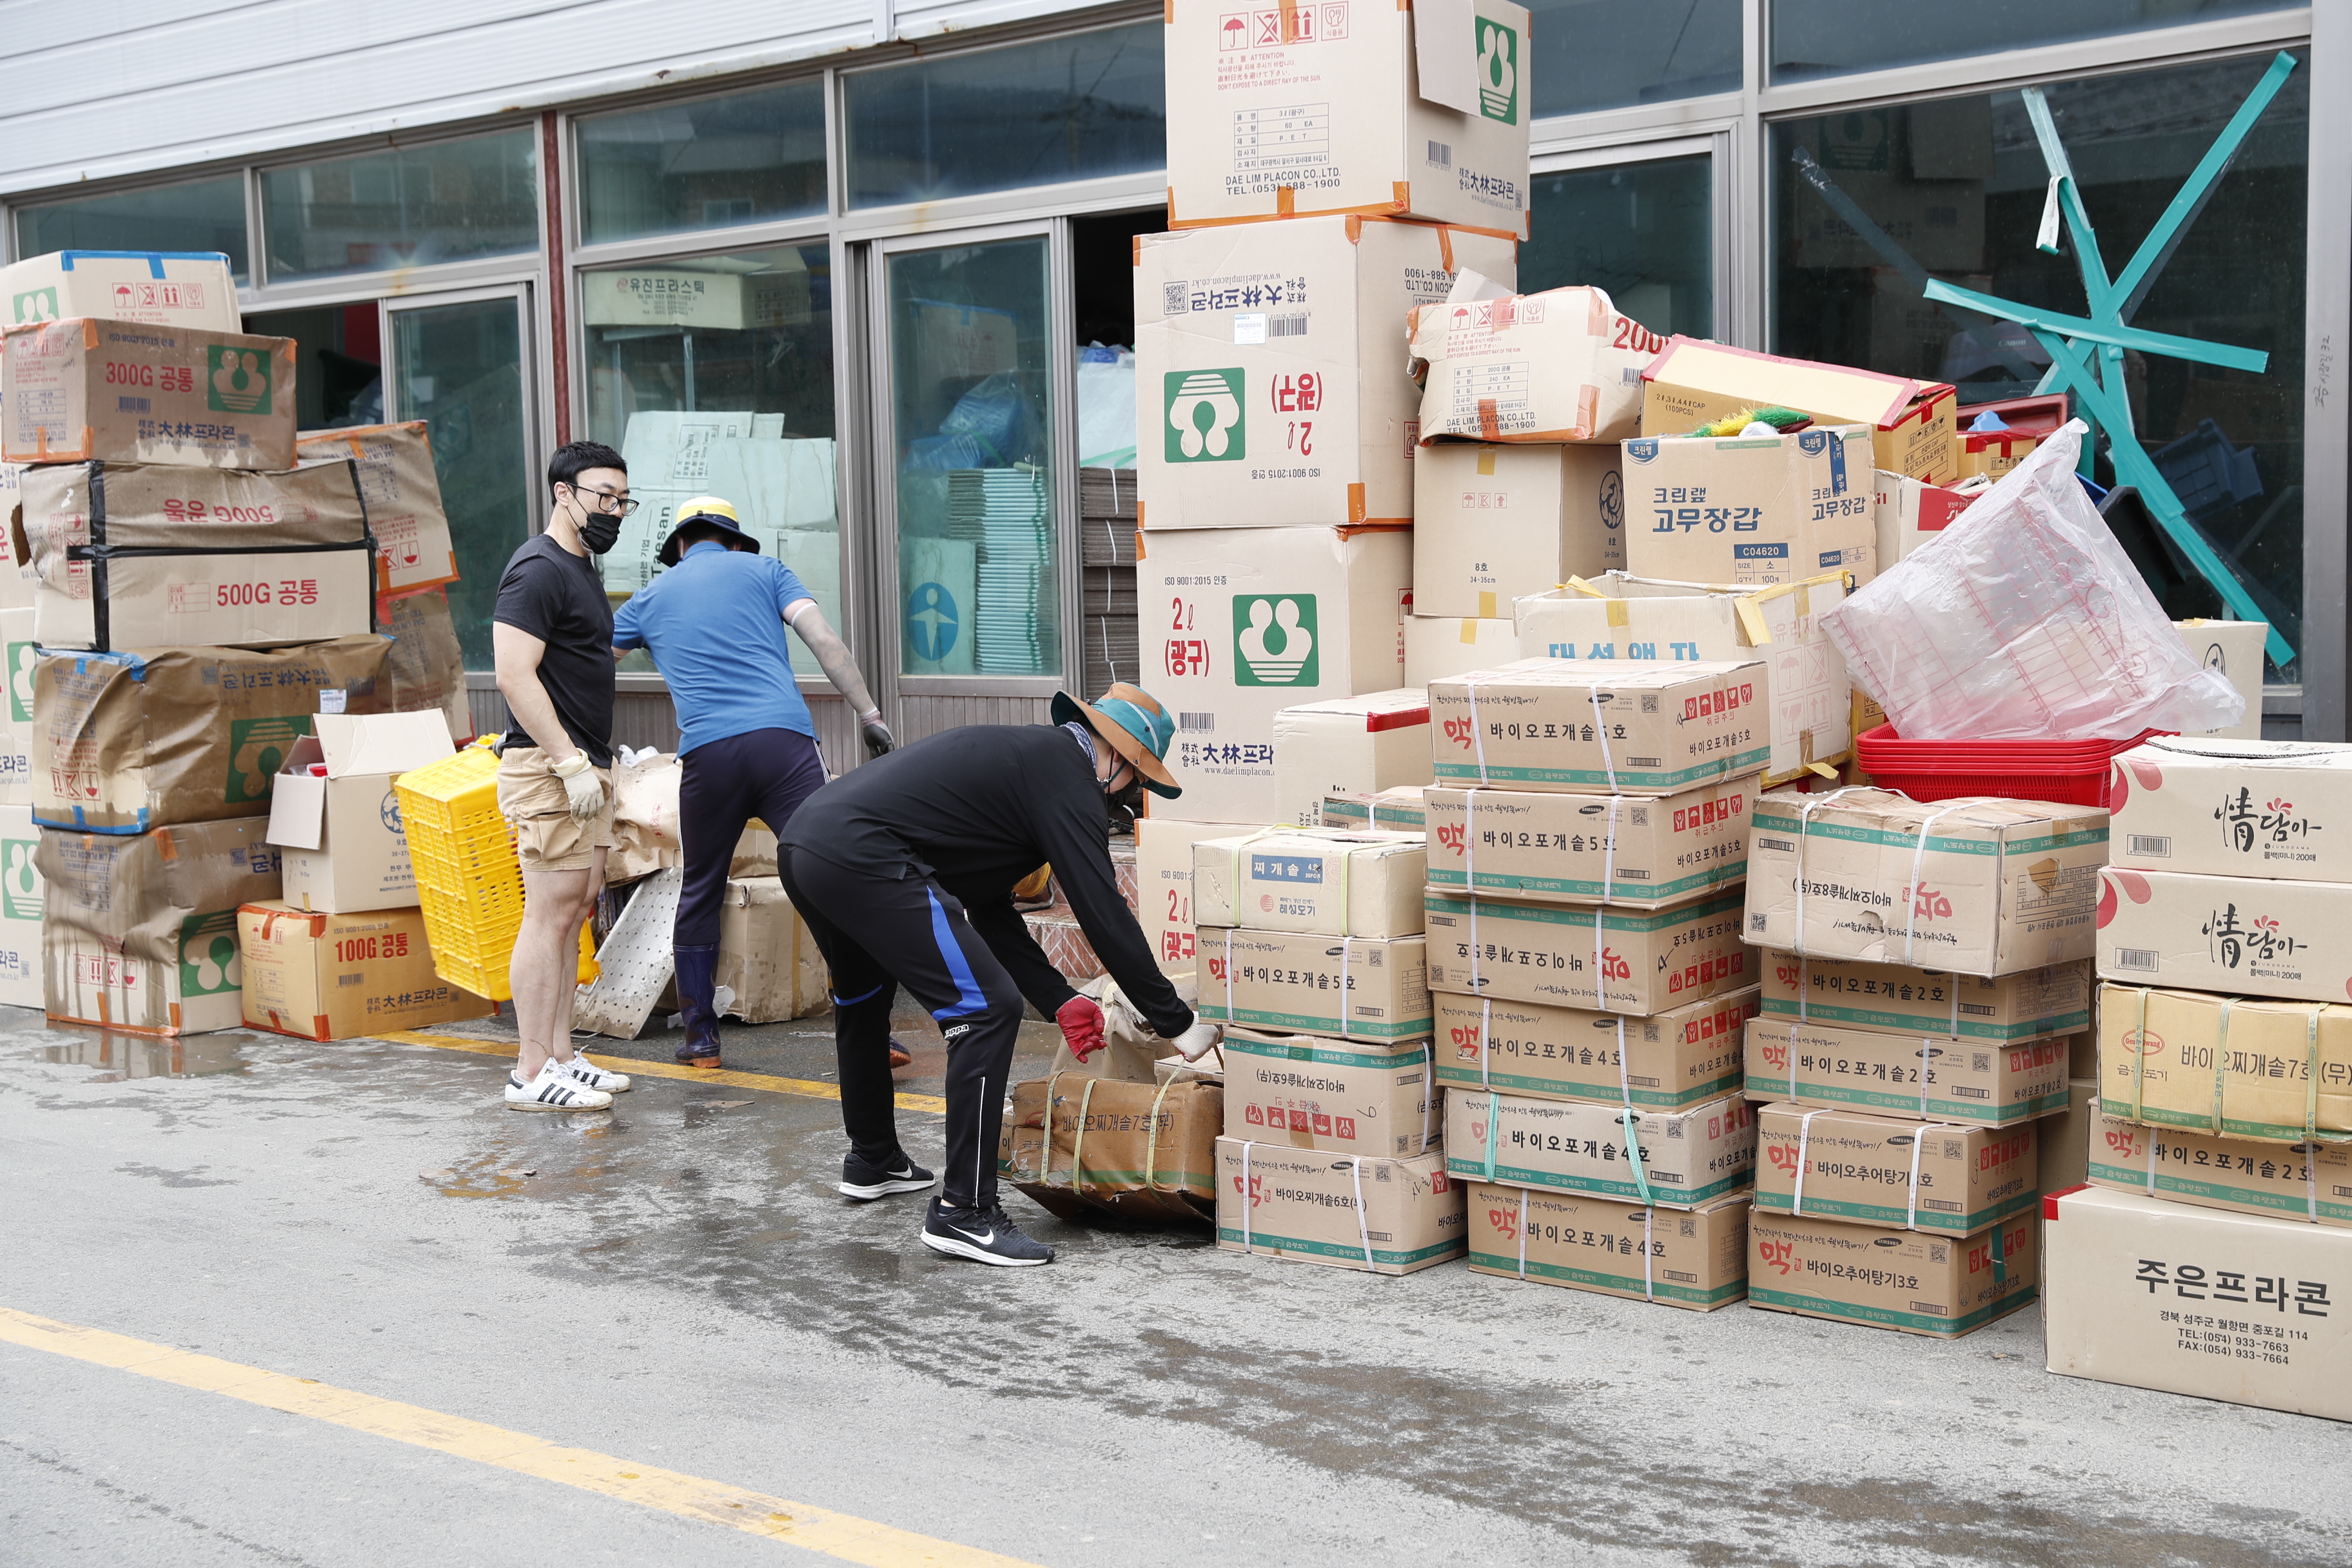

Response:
(613, 496), (897, 1081)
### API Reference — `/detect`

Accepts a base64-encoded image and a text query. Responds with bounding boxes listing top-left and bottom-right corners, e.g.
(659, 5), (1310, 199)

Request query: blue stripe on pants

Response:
(925, 889), (989, 1021)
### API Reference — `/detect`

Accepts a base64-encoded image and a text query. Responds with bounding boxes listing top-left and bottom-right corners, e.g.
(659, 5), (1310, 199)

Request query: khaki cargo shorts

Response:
(496, 746), (616, 872)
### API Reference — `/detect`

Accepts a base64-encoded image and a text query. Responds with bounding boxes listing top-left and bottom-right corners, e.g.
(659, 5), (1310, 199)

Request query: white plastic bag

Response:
(1819, 421), (2243, 740)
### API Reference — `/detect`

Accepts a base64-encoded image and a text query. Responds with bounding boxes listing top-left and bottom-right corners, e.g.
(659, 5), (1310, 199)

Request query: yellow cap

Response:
(676, 496), (740, 525)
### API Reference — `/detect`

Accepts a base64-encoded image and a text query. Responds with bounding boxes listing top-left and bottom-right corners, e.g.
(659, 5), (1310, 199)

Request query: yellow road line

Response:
(0, 1306), (1039, 1567)
(372, 1030), (950, 1115)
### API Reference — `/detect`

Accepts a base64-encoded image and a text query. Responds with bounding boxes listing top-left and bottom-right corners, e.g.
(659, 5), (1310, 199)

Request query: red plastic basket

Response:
(1854, 723), (2169, 808)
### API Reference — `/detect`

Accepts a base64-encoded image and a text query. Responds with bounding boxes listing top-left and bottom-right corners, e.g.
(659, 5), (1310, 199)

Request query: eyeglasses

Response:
(566, 483), (640, 516)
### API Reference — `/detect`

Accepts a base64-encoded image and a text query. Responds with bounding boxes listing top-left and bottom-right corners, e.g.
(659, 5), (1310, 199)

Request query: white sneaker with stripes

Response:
(559, 1052), (631, 1095)
(504, 1058), (613, 1112)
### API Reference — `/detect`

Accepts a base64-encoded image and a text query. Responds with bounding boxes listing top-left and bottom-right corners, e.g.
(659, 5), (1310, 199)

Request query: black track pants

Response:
(779, 847), (1024, 1210)
(674, 727), (829, 949)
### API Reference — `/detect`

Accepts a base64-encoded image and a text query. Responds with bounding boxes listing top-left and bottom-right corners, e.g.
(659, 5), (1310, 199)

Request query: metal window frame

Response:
(1527, 132), (1735, 343)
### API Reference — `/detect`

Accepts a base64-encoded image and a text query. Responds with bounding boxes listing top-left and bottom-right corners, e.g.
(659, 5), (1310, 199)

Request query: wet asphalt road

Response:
(3, 1004), (2349, 1568)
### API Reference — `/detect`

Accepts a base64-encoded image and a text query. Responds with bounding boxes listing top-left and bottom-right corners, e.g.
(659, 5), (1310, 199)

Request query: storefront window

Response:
(1770, 50), (2309, 676)
(583, 244), (838, 677)
(14, 177), (251, 283)
(1772, 0), (2296, 85)
(845, 26), (1164, 209)
(576, 81), (827, 246)
(1527, 0), (1739, 118)
(1522, 155), (1712, 337)
(261, 132), (538, 281)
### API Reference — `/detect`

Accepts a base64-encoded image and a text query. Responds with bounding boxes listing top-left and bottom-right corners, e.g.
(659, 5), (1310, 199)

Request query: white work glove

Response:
(551, 752), (605, 822)
(1170, 1019), (1222, 1062)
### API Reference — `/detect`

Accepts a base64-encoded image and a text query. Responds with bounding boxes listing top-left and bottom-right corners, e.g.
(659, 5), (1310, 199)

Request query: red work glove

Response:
(1056, 995), (1106, 1062)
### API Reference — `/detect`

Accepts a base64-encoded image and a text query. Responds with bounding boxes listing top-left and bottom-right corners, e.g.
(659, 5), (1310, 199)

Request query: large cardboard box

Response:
(1754, 1102), (2039, 1235)
(238, 901), (493, 1039)
(1402, 613), (1516, 687)
(1134, 217), (1514, 529)
(1320, 783), (1426, 835)
(1270, 687), (1431, 829)
(2094, 983), (2352, 1142)
(1139, 525), (1410, 823)
(1433, 985), (1759, 1108)
(1411, 442), (1622, 617)
(1514, 576), (1854, 787)
(1620, 426), (1877, 588)
(2086, 1097), (2352, 1228)
(1193, 826), (1425, 937)
(1745, 788), (2109, 975)
(266, 712), (453, 914)
(1447, 1087), (1756, 1207)
(2106, 738), (2352, 883)
(38, 816), (283, 1034)
(0, 605), (32, 804)
(378, 587), (472, 745)
(1874, 469), (1976, 569)
(717, 877), (830, 1023)
(1743, 1015), (2072, 1127)
(1, 319), (296, 469)
(2, 251), (242, 331)
(2097, 866), (2352, 1005)
(1465, 1182), (1750, 1308)
(1427, 657), (1772, 794)
(2041, 1077), (2097, 1199)
(1214, 1139), (1465, 1276)
(1406, 286), (1658, 443)
(0, 462), (30, 609)
(17, 460), (375, 652)
(1003, 1075), (1223, 1222)
(1222, 1028), (1440, 1157)
(296, 423), (460, 594)
(0, 801), (43, 1008)
(1164, 0), (1532, 234)
(1640, 338), (1959, 485)
(1196, 926), (1431, 1040)
(35, 637), (394, 836)
(1750, 1208), (2037, 1338)
(2044, 1185), (2352, 1420)
(1137, 816), (1250, 974)
(1425, 887), (1750, 1015)
(2173, 620), (2267, 741)
(1423, 776), (1750, 906)
(1759, 952), (2093, 1043)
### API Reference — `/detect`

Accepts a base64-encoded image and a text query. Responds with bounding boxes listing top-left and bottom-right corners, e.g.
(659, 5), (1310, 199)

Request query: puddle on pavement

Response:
(421, 1146), (623, 1200)
(41, 1028), (253, 1081)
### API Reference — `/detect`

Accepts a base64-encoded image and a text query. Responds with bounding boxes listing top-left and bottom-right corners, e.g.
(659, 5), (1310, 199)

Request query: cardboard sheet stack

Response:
(2042, 738), (2352, 1420)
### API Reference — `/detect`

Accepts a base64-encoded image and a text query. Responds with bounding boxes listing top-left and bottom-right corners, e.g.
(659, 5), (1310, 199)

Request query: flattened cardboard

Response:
(0, 801), (43, 1008)
(2106, 738), (2352, 883)
(1433, 985), (1760, 1108)
(1403, 613), (1517, 687)
(718, 877), (831, 1023)
(1137, 816), (1251, 974)
(1759, 950), (2092, 1043)
(1620, 426), (1877, 588)
(1750, 1208), (2037, 1338)
(296, 422), (459, 594)
(1640, 337), (1958, 484)
(2086, 1098), (2352, 1228)
(378, 586), (471, 744)
(2097, 866), (2352, 1005)
(1423, 776), (1750, 906)
(237, 901), (492, 1039)
(1743, 1015), (2072, 1126)
(1196, 926), (1431, 1039)
(1755, 1101), (2039, 1234)
(1406, 287), (1658, 443)
(2, 319), (296, 469)
(1427, 656), (1772, 794)
(1215, 1139), (1466, 1275)
(2041, 1077), (2097, 1199)
(266, 712), (452, 914)
(1221, 1028), (1441, 1157)
(1271, 687), (1431, 828)
(1, 251), (242, 331)
(2093, 982), (2352, 1144)
(1466, 1182), (1750, 1309)
(1411, 441), (1623, 618)
(1001, 1075), (1224, 1222)
(1424, 887), (1751, 1016)
(1193, 827), (1426, 937)
(1447, 1086), (1756, 1207)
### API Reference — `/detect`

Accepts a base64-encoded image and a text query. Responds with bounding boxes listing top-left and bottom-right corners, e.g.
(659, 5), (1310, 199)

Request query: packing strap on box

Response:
(1908, 1121), (1961, 1230)
(1450, 671), (1627, 790)
(1221, 926), (1366, 1040)
(1613, 1021), (1658, 1300)
(1348, 1157), (1376, 1272)
(1139, 1075), (1183, 1194)
(1789, 788), (1870, 957)
(1790, 1107), (1828, 1216)
(1034, 1072), (1190, 1197)
(2124, 986), (2342, 1147)
(1901, 801), (1975, 965)
(1224, 826), (1395, 937)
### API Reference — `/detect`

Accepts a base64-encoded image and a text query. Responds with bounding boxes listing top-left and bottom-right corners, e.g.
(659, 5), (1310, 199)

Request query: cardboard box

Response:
(2097, 866), (2352, 1006)
(1164, 0), (1531, 233)
(1465, 1182), (1750, 1309)
(1620, 426), (1877, 588)
(2044, 1184), (2352, 1420)
(2106, 738), (2352, 883)
(1957, 427), (2038, 480)
(2041, 1077), (2097, 1199)
(37, 816), (283, 1034)
(2, 250), (243, 331)
(1423, 776), (1750, 906)
(0, 801), (43, 1008)
(1514, 572), (1857, 787)
(1320, 783), (1427, 835)
(1001, 1075), (1224, 1222)
(1874, 470), (1977, 569)
(717, 877), (830, 1023)
(1193, 826), (1426, 937)
(1, 319), (297, 470)
(296, 423), (460, 594)
(34, 636), (395, 834)
(1271, 687), (1431, 828)
(1745, 788), (2110, 975)
(2171, 620), (2267, 741)
(1640, 337), (1958, 485)
(16, 460), (375, 652)
(1402, 613), (1517, 687)
(1411, 442), (1623, 618)
(0, 605), (32, 805)
(1750, 1208), (2036, 1338)
(0, 463), (37, 610)
(1137, 816), (1251, 974)
(1134, 217), (1514, 529)
(265, 712), (451, 914)
(1407, 286), (1658, 444)
(1427, 657), (1772, 794)
(1754, 1102), (2039, 1234)
(1432, 985), (1759, 1108)
(1214, 1139), (1465, 1275)
(1446, 1087), (1756, 1207)
(1222, 1028), (1441, 1157)
(237, 901), (492, 1039)
(1759, 952), (2092, 1043)
(1139, 525), (1409, 823)
(2086, 1097), (2352, 1227)
(1425, 887), (1750, 1015)
(1196, 926), (1431, 1040)
(378, 586), (472, 745)
(1743, 1015), (2073, 1126)
(2094, 983), (2352, 1142)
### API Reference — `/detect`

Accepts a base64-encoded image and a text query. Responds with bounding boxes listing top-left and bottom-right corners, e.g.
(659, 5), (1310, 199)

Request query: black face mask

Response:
(578, 510), (622, 554)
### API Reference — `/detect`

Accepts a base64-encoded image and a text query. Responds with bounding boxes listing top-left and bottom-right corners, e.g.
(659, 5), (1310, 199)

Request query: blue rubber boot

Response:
(673, 945), (723, 1068)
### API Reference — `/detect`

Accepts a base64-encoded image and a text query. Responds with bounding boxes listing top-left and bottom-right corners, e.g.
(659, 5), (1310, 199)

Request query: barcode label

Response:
(1665, 1269), (1696, 1284)
(1756, 836), (1796, 854)
(1426, 140), (1452, 168)
(2127, 834), (2172, 858)
(1179, 711), (1216, 732)
(1910, 1300), (1951, 1317)
(1619, 868), (1650, 880)
(1269, 313), (1308, 337)
(1952, 1086), (1989, 1099)
(2113, 948), (2160, 971)
(1923, 1198), (1962, 1211)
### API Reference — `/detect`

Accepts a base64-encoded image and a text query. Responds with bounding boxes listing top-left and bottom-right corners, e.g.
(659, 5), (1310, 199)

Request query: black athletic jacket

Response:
(779, 724), (1194, 1036)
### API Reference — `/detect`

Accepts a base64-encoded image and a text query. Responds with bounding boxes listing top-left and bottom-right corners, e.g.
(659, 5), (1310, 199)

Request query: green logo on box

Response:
(1476, 18), (1519, 124)
(207, 345), (273, 415)
(1164, 369), (1245, 463)
(1232, 594), (1318, 687)
(7, 639), (33, 725)
(179, 910), (240, 997)
(12, 288), (58, 324)
(2, 839), (39, 921)
(226, 715), (312, 804)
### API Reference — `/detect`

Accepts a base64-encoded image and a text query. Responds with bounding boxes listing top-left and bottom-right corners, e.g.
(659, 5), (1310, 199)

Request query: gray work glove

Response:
(860, 710), (896, 758)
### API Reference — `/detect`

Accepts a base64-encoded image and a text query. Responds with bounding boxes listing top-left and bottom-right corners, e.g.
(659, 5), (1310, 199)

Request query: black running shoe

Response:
(838, 1150), (937, 1201)
(920, 1197), (1054, 1267)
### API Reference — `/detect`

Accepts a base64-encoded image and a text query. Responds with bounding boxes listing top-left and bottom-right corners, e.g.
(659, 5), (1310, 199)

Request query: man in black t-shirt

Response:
(488, 440), (636, 1113)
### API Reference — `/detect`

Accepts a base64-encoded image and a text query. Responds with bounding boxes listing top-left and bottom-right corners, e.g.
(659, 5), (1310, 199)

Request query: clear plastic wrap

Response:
(1819, 421), (2243, 740)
